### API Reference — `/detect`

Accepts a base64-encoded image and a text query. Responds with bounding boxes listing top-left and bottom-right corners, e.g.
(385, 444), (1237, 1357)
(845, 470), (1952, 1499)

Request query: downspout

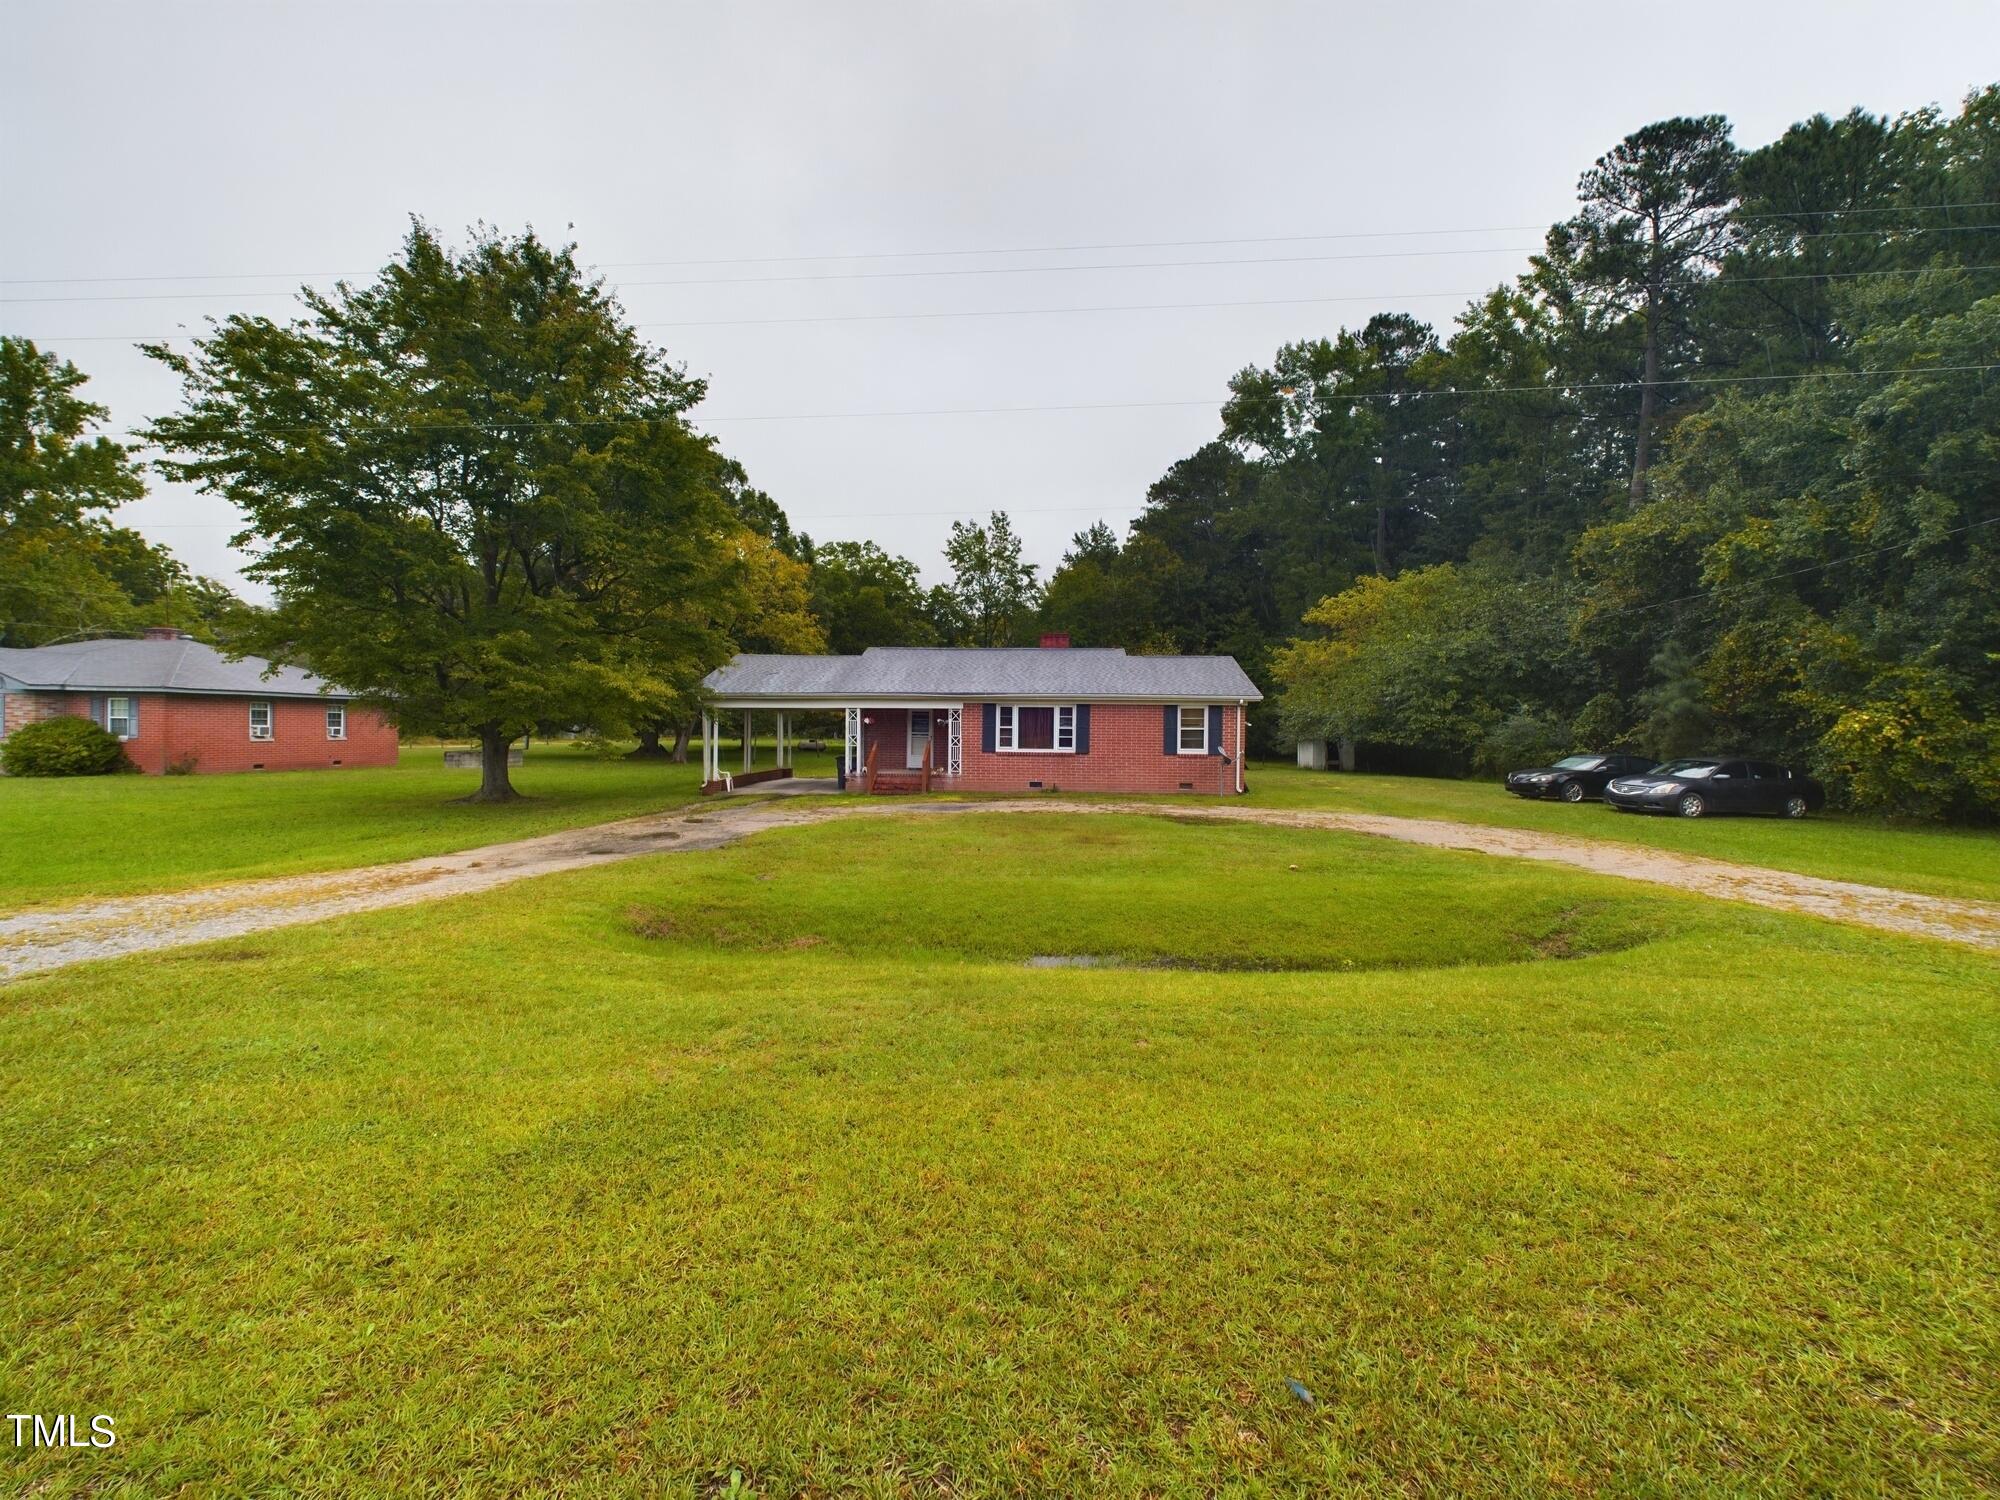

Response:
(1236, 700), (1247, 794)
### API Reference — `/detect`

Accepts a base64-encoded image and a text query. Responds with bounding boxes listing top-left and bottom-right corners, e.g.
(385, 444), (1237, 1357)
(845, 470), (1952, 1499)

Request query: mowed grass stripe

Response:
(3, 818), (1995, 1495)
(1234, 764), (2000, 905)
(0, 742), (831, 912)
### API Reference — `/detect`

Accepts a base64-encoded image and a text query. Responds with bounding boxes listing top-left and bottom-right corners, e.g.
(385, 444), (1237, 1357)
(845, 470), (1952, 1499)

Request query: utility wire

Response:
(87, 362), (2000, 443)
(5, 199), (1997, 286)
(1582, 514), (2000, 624)
(19, 263), (1999, 344)
(10, 243), (2000, 306)
(0, 246), (1577, 303)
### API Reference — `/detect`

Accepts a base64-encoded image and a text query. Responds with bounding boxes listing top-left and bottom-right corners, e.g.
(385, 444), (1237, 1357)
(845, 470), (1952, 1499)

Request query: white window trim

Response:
(106, 695), (135, 741)
(1176, 704), (1209, 755)
(249, 700), (274, 741)
(325, 704), (347, 741)
(995, 703), (1078, 754)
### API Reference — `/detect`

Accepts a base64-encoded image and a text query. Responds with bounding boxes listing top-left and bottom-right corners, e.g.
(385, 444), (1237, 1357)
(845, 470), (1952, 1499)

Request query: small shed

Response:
(1296, 738), (1328, 770)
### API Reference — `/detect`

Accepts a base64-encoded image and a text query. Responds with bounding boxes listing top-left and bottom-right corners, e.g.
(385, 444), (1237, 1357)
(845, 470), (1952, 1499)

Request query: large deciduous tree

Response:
(939, 511), (1041, 645)
(1, 338), (230, 646)
(808, 540), (940, 654)
(146, 223), (745, 801)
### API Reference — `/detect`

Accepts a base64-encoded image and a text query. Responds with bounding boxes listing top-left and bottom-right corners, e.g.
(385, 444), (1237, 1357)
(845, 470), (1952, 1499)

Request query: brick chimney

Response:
(1038, 632), (1071, 649)
(142, 626), (184, 641)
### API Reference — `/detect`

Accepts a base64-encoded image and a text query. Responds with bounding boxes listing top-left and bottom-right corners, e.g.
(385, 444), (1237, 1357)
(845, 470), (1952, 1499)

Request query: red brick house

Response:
(0, 629), (398, 775)
(700, 640), (1259, 794)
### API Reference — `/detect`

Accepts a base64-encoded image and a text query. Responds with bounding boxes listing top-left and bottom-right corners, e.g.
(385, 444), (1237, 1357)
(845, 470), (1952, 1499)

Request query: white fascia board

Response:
(709, 694), (1254, 708)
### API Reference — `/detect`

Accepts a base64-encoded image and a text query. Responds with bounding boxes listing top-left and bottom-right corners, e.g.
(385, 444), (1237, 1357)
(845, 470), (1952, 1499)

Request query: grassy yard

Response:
(4, 814), (1995, 1495)
(0, 741), (838, 911)
(3, 743), (1991, 915)
(1231, 762), (2000, 904)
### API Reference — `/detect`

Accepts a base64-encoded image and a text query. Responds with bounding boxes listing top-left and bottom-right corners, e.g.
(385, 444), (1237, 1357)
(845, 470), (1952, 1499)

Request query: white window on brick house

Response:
(249, 700), (273, 740)
(1177, 704), (1208, 754)
(996, 704), (1077, 752)
(106, 696), (135, 739)
(326, 704), (346, 740)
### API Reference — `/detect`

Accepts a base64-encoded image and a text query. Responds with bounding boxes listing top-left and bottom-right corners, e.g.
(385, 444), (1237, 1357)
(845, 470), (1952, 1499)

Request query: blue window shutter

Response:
(981, 703), (996, 753)
(1208, 705), (1224, 756)
(1074, 704), (1090, 754)
(1163, 705), (1177, 755)
(89, 694), (106, 728)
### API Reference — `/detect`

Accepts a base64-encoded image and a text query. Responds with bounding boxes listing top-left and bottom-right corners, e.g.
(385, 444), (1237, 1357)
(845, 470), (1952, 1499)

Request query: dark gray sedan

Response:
(1604, 759), (1827, 819)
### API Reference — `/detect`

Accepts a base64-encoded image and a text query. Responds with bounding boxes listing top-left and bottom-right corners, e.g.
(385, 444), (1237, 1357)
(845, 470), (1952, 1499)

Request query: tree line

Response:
(1027, 90), (1998, 821)
(4, 88), (1992, 815)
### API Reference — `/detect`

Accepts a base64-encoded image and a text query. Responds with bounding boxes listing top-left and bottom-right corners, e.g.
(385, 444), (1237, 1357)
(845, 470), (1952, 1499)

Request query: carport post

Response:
(741, 709), (753, 771)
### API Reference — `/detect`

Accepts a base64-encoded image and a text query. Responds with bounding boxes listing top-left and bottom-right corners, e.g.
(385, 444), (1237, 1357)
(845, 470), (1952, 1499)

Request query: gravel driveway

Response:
(4, 797), (1994, 980)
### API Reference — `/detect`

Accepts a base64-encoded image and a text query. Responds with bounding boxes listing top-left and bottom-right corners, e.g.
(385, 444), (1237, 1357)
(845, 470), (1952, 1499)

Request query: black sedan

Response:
(1505, 753), (1659, 803)
(1604, 758), (1827, 819)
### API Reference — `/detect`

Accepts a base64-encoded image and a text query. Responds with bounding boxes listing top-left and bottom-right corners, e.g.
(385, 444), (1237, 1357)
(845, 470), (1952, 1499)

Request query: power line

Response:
(92, 362), (2000, 444)
(11, 239), (2000, 308)
(1585, 515), (2000, 624)
(19, 262), (1999, 344)
(0, 245), (1556, 304)
(23, 286), (1497, 341)
(5, 199), (1997, 287)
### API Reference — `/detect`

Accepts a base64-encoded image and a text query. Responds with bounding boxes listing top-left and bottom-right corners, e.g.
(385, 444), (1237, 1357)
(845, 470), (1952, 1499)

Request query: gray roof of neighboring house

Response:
(705, 646), (1262, 701)
(0, 637), (345, 698)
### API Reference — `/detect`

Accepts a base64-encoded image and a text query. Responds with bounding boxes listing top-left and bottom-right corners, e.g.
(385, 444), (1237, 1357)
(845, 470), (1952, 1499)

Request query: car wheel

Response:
(1783, 795), (1809, 819)
(1561, 781), (1586, 803)
(1677, 793), (1706, 819)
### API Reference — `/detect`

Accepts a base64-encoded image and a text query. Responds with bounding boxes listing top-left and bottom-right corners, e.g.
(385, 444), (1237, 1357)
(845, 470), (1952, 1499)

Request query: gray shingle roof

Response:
(705, 647), (1261, 701)
(0, 637), (344, 698)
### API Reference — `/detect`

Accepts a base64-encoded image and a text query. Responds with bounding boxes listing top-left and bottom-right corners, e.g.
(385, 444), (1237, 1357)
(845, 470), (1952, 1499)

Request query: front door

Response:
(906, 710), (932, 770)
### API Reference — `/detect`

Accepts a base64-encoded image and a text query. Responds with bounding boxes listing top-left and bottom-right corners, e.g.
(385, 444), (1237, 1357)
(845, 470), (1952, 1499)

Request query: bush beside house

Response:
(1, 715), (133, 777)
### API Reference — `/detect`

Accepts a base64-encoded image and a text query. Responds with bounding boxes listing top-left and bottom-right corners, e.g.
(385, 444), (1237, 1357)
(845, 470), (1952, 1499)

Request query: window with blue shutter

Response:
(1074, 704), (1091, 754)
(1162, 705), (1177, 755)
(1173, 705), (1208, 754)
(981, 703), (997, 753)
(1207, 705), (1224, 756)
(102, 696), (140, 739)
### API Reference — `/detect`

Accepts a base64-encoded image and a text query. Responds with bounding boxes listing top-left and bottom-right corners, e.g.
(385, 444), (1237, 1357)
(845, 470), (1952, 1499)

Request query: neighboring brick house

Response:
(700, 637), (1260, 795)
(0, 628), (397, 775)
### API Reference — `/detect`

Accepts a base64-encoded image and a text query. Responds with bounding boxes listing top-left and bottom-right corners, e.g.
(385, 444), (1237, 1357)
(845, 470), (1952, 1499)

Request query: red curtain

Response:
(1016, 706), (1055, 749)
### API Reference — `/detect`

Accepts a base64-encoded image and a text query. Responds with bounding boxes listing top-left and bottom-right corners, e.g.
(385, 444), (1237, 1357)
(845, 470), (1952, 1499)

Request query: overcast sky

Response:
(7, 1), (1996, 597)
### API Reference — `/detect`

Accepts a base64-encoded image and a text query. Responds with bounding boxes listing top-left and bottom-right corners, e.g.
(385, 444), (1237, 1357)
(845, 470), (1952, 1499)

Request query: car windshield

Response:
(1552, 756), (1603, 770)
(1654, 759), (1721, 778)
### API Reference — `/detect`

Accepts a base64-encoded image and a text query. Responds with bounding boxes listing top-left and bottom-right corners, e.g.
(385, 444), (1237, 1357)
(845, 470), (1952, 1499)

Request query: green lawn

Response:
(4, 744), (1991, 915)
(0, 741), (838, 911)
(1231, 762), (2000, 904)
(4, 814), (1995, 1496)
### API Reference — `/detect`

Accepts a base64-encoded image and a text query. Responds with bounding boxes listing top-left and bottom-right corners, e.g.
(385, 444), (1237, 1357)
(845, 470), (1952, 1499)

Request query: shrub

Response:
(1475, 706), (1569, 775)
(1818, 670), (2000, 821)
(0, 715), (133, 777)
(165, 753), (200, 776)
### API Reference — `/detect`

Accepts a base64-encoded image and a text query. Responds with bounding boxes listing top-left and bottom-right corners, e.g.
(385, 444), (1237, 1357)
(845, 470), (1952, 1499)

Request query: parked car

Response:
(1603, 759), (1826, 819)
(1505, 753), (1659, 803)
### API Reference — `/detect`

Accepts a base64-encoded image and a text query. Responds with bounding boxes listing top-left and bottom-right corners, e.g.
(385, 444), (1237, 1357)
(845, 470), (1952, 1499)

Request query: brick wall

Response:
(859, 709), (930, 775)
(137, 696), (398, 774)
(2, 690), (83, 739)
(1, 691), (397, 774)
(852, 701), (1245, 795)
